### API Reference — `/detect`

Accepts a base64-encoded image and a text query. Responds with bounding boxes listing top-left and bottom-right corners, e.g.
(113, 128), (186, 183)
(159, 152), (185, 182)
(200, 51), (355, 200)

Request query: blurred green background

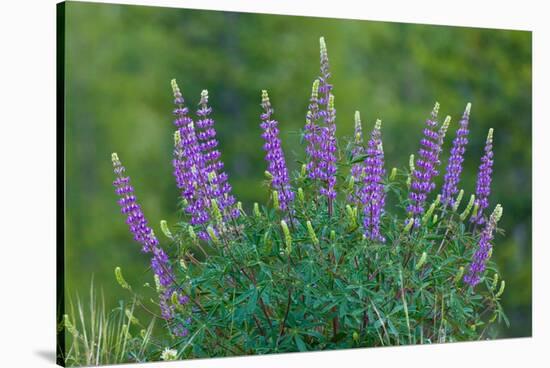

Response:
(63, 2), (531, 337)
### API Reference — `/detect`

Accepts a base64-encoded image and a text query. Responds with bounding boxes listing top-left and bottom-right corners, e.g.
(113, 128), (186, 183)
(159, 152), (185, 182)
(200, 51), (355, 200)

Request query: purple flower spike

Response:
(303, 37), (337, 213)
(304, 79), (322, 180)
(441, 103), (471, 207)
(471, 128), (494, 225)
(360, 119), (386, 242)
(317, 38), (338, 208)
(318, 93), (338, 205)
(464, 204), (503, 287)
(350, 110), (365, 180)
(111, 153), (183, 320)
(317, 37), (333, 108)
(196, 89), (238, 219)
(171, 79), (210, 228)
(407, 102), (443, 227)
(348, 111), (365, 204)
(260, 90), (294, 210)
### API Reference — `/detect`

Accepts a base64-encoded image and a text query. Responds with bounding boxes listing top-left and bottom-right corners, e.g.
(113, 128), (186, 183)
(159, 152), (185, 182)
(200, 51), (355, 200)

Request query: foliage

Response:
(59, 281), (158, 366)
(152, 151), (508, 358)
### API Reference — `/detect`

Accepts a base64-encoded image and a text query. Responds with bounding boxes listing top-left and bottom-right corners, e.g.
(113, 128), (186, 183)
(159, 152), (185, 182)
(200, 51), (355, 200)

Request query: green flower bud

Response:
(354, 111), (362, 145)
(301, 163), (307, 178)
(171, 78), (180, 95)
(389, 167), (397, 181)
(281, 220), (292, 254)
(460, 194), (475, 221)
(330, 230), (336, 242)
(432, 214), (438, 224)
(422, 202), (437, 225)
(160, 220), (173, 239)
(495, 280), (505, 298)
(320, 36), (328, 58)
(407, 154), (415, 188)
(306, 220), (319, 246)
(439, 115), (451, 139)
(347, 176), (355, 191)
(174, 131), (181, 147)
(297, 187), (305, 204)
(346, 204), (357, 228)
(272, 190), (280, 211)
(403, 218), (414, 233)
(210, 199), (223, 225)
(454, 266), (465, 283)
(188, 226), (197, 242)
(409, 154), (415, 173)
(253, 202), (261, 218)
(311, 79), (320, 100)
(179, 258), (187, 270)
(352, 331), (360, 343)
(171, 291), (179, 306)
(115, 266), (130, 290)
(207, 226), (220, 245)
(432, 101), (440, 117)
(490, 273), (499, 291)
(415, 252), (427, 270)
(452, 189), (464, 212)
(111, 152), (120, 165)
(328, 94), (335, 113)
(264, 170), (273, 181)
(487, 128), (494, 143)
(492, 204), (503, 224)
(470, 202), (480, 220)
(153, 274), (161, 292)
(261, 89), (270, 104)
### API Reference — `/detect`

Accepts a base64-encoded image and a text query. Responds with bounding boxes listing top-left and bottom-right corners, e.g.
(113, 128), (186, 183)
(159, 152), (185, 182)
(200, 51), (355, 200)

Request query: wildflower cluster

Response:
(109, 37), (507, 359)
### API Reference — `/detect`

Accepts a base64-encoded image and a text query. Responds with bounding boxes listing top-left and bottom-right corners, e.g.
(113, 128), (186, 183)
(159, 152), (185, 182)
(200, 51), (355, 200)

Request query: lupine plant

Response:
(106, 37), (507, 360)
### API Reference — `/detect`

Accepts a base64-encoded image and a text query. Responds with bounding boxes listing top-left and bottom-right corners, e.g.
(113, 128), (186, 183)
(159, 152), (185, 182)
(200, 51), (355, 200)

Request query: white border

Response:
(1, 0), (547, 367)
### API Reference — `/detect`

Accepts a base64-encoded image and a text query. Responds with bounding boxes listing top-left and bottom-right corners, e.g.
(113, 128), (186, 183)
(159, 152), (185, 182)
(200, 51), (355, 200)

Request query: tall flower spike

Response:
(260, 90), (294, 211)
(471, 128), (494, 225)
(304, 79), (322, 180)
(112, 153), (187, 324)
(304, 37), (337, 212)
(318, 93), (338, 208)
(318, 37), (337, 210)
(407, 102), (442, 227)
(171, 79), (210, 235)
(464, 204), (503, 286)
(195, 89), (238, 219)
(441, 103), (471, 207)
(360, 119), (386, 242)
(351, 111), (365, 178)
(348, 111), (365, 203)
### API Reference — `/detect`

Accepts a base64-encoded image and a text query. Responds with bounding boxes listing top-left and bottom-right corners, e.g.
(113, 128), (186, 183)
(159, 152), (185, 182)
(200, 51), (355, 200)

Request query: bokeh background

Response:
(63, 2), (532, 337)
